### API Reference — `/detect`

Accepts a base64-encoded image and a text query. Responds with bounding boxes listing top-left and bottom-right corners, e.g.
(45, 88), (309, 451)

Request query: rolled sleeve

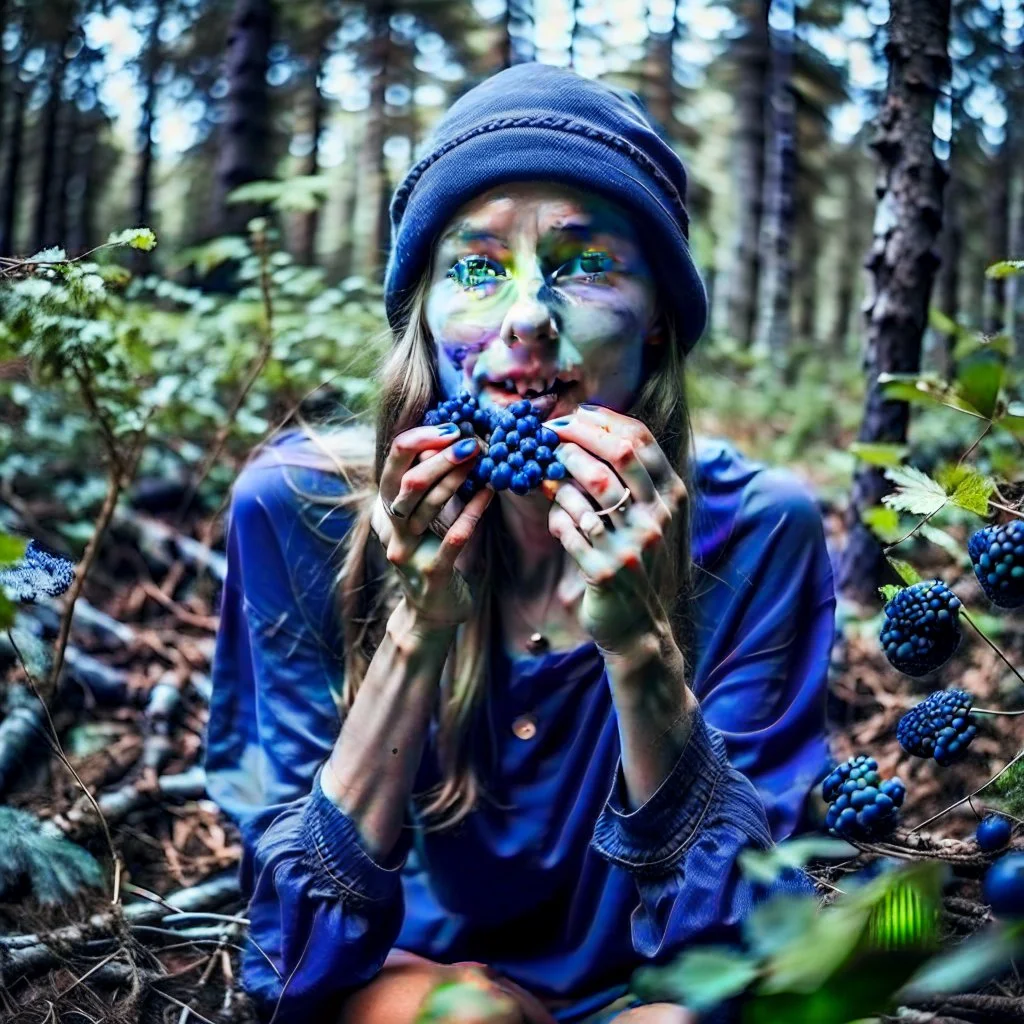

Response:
(302, 766), (410, 907)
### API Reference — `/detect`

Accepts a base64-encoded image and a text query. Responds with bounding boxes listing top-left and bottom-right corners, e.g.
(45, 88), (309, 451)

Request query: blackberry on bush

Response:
(968, 520), (1024, 609)
(821, 754), (905, 841)
(896, 688), (977, 765)
(977, 814), (1013, 853)
(879, 579), (963, 677)
(0, 540), (76, 602)
(983, 853), (1024, 917)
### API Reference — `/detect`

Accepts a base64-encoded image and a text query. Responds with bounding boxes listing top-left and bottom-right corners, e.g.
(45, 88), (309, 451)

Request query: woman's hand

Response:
(541, 405), (687, 656)
(371, 423), (493, 630)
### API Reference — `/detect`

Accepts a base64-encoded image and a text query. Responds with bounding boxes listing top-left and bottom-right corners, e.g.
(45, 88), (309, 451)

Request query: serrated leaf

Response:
(631, 948), (760, 1010)
(986, 259), (1024, 280)
(882, 466), (947, 516)
(849, 442), (909, 468)
(949, 470), (994, 516)
(886, 558), (921, 585)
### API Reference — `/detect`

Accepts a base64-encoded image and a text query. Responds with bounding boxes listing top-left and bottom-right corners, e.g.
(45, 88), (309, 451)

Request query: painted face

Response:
(425, 182), (661, 420)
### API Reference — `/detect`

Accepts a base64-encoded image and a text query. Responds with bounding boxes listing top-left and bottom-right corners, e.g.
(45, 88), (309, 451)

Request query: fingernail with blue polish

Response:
(453, 438), (479, 458)
(580, 404), (600, 411)
(547, 417), (572, 427)
(439, 422), (460, 433)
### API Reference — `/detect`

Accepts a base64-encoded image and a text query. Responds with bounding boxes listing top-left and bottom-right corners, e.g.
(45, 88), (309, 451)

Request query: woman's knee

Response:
(337, 960), (525, 1024)
(608, 1004), (696, 1024)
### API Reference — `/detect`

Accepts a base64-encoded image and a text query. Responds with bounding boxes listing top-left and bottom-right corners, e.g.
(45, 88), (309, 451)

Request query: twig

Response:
(960, 608), (1024, 689)
(152, 990), (217, 1024)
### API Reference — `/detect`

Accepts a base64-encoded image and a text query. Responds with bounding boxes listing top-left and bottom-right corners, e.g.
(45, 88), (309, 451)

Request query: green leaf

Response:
(879, 584), (903, 603)
(861, 505), (902, 543)
(24, 246), (67, 264)
(899, 921), (1024, 999)
(631, 948), (760, 1010)
(0, 534), (27, 567)
(886, 558), (921, 585)
(955, 348), (1005, 419)
(929, 306), (965, 341)
(948, 470), (994, 517)
(739, 837), (858, 886)
(744, 893), (822, 958)
(882, 466), (947, 516)
(918, 523), (967, 559)
(415, 980), (516, 1023)
(849, 442), (909, 468)
(0, 592), (13, 630)
(985, 259), (1024, 280)
(107, 227), (157, 251)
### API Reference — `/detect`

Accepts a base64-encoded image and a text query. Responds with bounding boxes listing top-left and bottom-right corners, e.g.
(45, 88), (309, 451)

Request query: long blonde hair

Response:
(297, 271), (699, 833)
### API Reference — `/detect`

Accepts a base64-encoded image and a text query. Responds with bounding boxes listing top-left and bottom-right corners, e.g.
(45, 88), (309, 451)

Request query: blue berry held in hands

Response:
(983, 853), (1024, 917)
(977, 814), (1013, 853)
(422, 390), (495, 438)
(968, 520), (1024, 609)
(880, 579), (963, 677)
(822, 754), (905, 841)
(896, 688), (977, 765)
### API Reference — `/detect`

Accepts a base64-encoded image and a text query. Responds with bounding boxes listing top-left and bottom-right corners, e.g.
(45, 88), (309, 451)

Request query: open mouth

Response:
(487, 377), (578, 400)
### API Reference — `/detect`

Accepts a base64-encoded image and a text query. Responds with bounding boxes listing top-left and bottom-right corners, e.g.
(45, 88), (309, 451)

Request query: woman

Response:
(205, 63), (837, 1024)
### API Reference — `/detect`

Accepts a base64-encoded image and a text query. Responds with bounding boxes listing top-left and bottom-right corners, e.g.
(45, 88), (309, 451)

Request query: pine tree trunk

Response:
(830, 166), (860, 358)
(133, 0), (168, 269)
(754, 0), (797, 362)
(293, 42), (327, 265)
(795, 194), (819, 343)
(935, 163), (961, 376)
(726, 0), (770, 347)
(214, 0), (273, 238)
(333, 130), (360, 281)
(52, 98), (76, 247)
(0, 78), (27, 255)
(354, 4), (390, 281)
(32, 35), (70, 252)
(69, 112), (98, 255)
(983, 127), (1012, 334)
(0, 0), (8, 158)
(839, 0), (952, 605)
(643, 28), (674, 135)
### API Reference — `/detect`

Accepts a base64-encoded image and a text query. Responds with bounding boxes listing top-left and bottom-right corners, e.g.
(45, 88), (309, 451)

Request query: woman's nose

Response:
(499, 279), (557, 349)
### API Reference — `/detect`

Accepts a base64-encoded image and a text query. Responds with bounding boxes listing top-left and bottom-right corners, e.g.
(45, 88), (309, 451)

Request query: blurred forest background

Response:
(5, 1), (1024, 1022)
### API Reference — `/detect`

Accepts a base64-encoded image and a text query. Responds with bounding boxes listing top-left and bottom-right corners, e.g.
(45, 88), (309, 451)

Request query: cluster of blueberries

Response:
(422, 391), (567, 499)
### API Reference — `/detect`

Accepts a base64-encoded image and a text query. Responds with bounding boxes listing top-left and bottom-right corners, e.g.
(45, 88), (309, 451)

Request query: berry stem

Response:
(970, 708), (1024, 716)
(883, 505), (944, 554)
(989, 500), (1024, 521)
(956, 421), (993, 468)
(959, 608), (1024, 689)
(909, 744), (1024, 834)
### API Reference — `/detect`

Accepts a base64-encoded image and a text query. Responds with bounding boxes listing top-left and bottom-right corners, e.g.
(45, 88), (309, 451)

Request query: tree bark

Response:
(0, 0), (8, 159)
(726, 0), (770, 347)
(795, 193), (820, 344)
(755, 0), (797, 362)
(333, 122), (361, 280)
(133, 0), (168, 271)
(0, 77), (27, 255)
(52, 97), (76, 247)
(983, 125), (1012, 335)
(354, 4), (391, 281)
(935, 153), (961, 376)
(839, 0), (952, 605)
(32, 32), (71, 252)
(213, 0), (273, 238)
(293, 41), (327, 266)
(830, 161), (861, 358)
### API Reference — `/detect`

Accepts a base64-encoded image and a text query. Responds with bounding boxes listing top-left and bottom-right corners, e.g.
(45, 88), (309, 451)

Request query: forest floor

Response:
(2, 445), (1024, 1023)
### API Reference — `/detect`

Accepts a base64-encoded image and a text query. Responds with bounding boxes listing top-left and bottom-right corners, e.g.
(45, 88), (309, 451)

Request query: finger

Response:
(407, 459), (477, 535)
(551, 481), (616, 548)
(390, 436), (480, 519)
(548, 505), (613, 585)
(554, 441), (631, 513)
(541, 414), (657, 504)
(433, 486), (494, 579)
(379, 423), (463, 502)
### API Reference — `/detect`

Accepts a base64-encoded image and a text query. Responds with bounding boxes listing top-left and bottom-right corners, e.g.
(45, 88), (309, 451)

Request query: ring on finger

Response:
(595, 490), (632, 518)
(388, 498), (407, 519)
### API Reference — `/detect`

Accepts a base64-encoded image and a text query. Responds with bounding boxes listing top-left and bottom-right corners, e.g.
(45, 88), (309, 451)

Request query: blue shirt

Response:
(205, 428), (837, 1022)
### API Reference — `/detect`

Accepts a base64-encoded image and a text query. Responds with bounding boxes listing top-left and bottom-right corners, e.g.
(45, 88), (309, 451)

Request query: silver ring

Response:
(388, 499), (406, 519)
(595, 491), (631, 518)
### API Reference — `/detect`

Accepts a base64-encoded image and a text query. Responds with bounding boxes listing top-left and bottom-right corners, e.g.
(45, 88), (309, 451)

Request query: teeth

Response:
(515, 380), (530, 396)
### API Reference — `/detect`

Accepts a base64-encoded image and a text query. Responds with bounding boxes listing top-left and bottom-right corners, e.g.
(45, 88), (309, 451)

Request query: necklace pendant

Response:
(527, 631), (549, 655)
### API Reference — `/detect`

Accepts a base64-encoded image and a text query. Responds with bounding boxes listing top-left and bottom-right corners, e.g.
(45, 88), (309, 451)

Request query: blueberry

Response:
(545, 462), (567, 481)
(880, 580), (963, 677)
(491, 463), (513, 491)
(984, 854), (1024, 916)
(969, 520), (1024, 609)
(897, 689), (977, 765)
(977, 814), (1013, 853)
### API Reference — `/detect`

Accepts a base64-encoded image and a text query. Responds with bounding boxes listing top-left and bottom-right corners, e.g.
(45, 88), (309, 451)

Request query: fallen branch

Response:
(113, 509), (227, 583)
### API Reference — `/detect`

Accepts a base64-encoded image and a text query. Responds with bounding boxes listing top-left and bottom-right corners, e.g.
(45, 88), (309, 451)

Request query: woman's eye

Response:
(555, 249), (614, 280)
(447, 255), (506, 288)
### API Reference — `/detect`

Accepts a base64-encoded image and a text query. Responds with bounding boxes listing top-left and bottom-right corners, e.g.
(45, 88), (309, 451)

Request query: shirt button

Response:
(512, 714), (537, 740)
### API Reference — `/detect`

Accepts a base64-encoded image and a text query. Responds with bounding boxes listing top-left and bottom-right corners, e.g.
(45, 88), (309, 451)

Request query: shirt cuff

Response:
(301, 765), (409, 907)
(590, 704), (725, 876)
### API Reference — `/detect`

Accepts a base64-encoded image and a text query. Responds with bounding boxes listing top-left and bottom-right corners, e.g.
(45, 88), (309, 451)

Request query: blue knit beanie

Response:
(383, 62), (707, 354)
